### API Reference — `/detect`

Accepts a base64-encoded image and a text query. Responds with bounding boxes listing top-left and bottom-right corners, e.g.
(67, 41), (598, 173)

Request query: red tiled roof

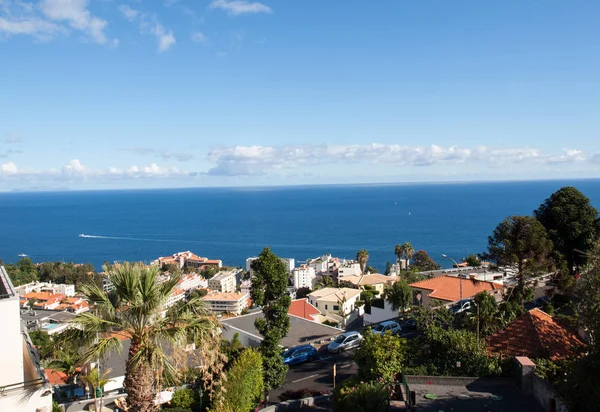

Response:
(409, 276), (500, 302)
(486, 308), (585, 361)
(289, 298), (321, 321)
(45, 368), (68, 385)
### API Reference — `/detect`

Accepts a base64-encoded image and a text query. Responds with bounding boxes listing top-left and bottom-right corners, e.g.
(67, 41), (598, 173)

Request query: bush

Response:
(333, 378), (391, 412)
(170, 388), (201, 411)
(52, 401), (63, 412)
(354, 329), (406, 381)
(279, 388), (326, 401)
(222, 348), (264, 412)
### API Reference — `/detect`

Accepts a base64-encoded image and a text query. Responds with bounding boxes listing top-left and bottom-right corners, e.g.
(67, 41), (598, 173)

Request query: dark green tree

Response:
(402, 242), (414, 270)
(250, 247), (291, 399)
(365, 265), (378, 274)
(534, 187), (599, 275)
(384, 261), (392, 276)
(222, 348), (264, 412)
(356, 249), (369, 275)
(384, 280), (412, 314)
(488, 216), (553, 305)
(314, 275), (335, 290)
(29, 330), (54, 360)
(394, 244), (405, 268)
(464, 254), (482, 267)
(411, 250), (441, 272)
(466, 291), (499, 338)
(295, 287), (311, 299)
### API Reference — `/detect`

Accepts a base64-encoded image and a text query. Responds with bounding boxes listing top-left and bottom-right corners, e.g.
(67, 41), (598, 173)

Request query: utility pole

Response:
(333, 364), (337, 389)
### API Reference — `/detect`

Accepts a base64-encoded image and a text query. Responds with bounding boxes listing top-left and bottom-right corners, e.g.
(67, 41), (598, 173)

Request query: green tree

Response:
(384, 261), (392, 276)
(487, 216), (553, 305)
(80, 367), (113, 412)
(574, 258), (600, 351)
(466, 291), (499, 339)
(29, 330), (54, 360)
(534, 187), (599, 276)
(464, 254), (481, 267)
(250, 248), (291, 399)
(64, 262), (219, 412)
(295, 287), (311, 299)
(356, 250), (369, 275)
(354, 329), (407, 381)
(222, 349), (264, 412)
(411, 250), (441, 272)
(221, 333), (244, 366)
(384, 280), (412, 314)
(47, 348), (83, 397)
(402, 242), (414, 270)
(365, 265), (378, 274)
(189, 288), (208, 299)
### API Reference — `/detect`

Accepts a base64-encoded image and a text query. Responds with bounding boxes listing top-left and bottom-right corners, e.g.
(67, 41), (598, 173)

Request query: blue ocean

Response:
(1, 180), (599, 271)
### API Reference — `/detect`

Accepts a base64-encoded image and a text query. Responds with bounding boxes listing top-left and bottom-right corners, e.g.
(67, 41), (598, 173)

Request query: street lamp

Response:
(442, 254), (462, 302)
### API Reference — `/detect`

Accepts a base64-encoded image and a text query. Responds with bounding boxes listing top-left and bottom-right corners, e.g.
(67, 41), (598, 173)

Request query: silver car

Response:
(328, 331), (363, 353)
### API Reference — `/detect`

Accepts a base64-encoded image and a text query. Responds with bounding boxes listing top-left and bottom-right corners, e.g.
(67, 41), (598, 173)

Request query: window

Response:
(325, 305), (328, 310)
(333, 305), (339, 311)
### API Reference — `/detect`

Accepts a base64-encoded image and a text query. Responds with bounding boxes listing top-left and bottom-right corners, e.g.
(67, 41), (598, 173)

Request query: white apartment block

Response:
(337, 262), (362, 278)
(0, 267), (52, 412)
(15, 281), (76, 297)
(307, 287), (362, 318)
(202, 292), (249, 315)
(307, 254), (332, 275)
(292, 265), (316, 289)
(208, 270), (238, 293)
(178, 273), (208, 292)
(165, 288), (186, 308)
(240, 280), (252, 296)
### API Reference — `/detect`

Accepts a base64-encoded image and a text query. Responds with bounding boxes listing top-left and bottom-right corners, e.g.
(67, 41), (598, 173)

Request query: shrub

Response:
(354, 329), (406, 381)
(333, 378), (391, 412)
(279, 388), (326, 401)
(171, 388), (201, 411)
(52, 401), (63, 412)
(222, 348), (264, 412)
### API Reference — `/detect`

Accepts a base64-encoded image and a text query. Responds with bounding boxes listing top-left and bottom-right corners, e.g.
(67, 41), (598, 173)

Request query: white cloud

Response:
(118, 4), (139, 22)
(0, 16), (62, 40)
(206, 144), (595, 177)
(139, 15), (175, 52)
(191, 31), (207, 44)
(208, 0), (272, 16)
(120, 147), (193, 162)
(1, 162), (18, 176)
(39, 0), (112, 44)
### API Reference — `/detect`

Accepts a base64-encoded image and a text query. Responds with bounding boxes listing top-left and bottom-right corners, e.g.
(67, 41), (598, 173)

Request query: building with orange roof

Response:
(202, 292), (249, 315)
(486, 308), (585, 361)
(22, 291), (66, 310)
(341, 274), (396, 294)
(44, 368), (68, 386)
(288, 298), (321, 322)
(409, 275), (502, 306)
(152, 251), (223, 270)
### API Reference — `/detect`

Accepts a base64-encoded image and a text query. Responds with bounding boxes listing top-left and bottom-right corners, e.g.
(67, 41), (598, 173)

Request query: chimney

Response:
(469, 274), (477, 280)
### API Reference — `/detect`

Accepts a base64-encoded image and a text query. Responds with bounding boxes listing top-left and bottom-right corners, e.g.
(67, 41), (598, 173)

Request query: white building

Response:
(202, 292), (249, 315)
(208, 270), (239, 293)
(240, 280), (252, 296)
(15, 281), (76, 298)
(0, 267), (52, 412)
(337, 261), (362, 278)
(178, 273), (208, 292)
(307, 254), (332, 275)
(292, 265), (316, 290)
(165, 288), (186, 308)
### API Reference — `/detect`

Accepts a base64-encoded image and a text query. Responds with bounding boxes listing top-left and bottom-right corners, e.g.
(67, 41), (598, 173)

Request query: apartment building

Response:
(153, 251), (222, 270)
(307, 287), (361, 318)
(292, 265), (316, 289)
(202, 292), (249, 315)
(15, 281), (76, 297)
(208, 269), (238, 293)
(337, 261), (362, 278)
(0, 266), (52, 411)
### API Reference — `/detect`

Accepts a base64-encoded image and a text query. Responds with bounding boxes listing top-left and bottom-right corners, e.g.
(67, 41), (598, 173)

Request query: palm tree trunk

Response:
(124, 340), (156, 412)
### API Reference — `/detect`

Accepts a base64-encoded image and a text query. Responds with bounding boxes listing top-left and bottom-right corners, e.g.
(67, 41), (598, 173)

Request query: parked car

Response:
(371, 320), (402, 336)
(449, 299), (472, 315)
(282, 344), (318, 366)
(405, 318), (417, 329)
(328, 331), (363, 353)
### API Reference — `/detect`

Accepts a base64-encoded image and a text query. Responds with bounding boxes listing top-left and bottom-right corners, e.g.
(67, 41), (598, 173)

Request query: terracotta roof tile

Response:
(409, 276), (500, 302)
(289, 299), (321, 321)
(486, 308), (585, 361)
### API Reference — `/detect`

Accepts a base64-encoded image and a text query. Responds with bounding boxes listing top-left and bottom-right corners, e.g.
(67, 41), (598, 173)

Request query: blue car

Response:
(282, 344), (318, 366)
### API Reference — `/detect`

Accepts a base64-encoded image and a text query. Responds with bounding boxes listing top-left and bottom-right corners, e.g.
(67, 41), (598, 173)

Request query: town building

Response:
(207, 269), (239, 293)
(288, 298), (321, 322)
(0, 266), (52, 411)
(409, 275), (502, 306)
(55, 297), (89, 314)
(202, 292), (249, 315)
(486, 308), (585, 361)
(341, 273), (395, 294)
(165, 288), (186, 309)
(21, 309), (76, 335)
(292, 265), (316, 289)
(152, 251), (222, 270)
(307, 254), (332, 275)
(307, 287), (362, 321)
(336, 261), (362, 278)
(240, 279), (252, 296)
(15, 281), (76, 298)
(21, 292), (66, 310)
(177, 273), (208, 291)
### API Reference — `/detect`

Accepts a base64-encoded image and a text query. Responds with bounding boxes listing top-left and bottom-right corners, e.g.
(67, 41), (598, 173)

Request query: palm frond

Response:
(81, 336), (124, 366)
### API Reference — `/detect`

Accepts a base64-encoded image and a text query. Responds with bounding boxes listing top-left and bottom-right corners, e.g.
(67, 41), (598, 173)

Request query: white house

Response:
(208, 270), (238, 293)
(240, 280), (252, 296)
(337, 261), (362, 278)
(177, 273), (208, 292)
(15, 281), (76, 298)
(307, 287), (362, 319)
(307, 254), (332, 275)
(0, 267), (52, 412)
(292, 265), (316, 290)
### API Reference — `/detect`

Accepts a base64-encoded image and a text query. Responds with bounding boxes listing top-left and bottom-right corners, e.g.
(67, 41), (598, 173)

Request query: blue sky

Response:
(1, 0), (599, 190)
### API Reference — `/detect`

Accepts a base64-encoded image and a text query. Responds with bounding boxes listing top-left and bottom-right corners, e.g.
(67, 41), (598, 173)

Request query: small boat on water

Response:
(18, 253), (28, 257)
(79, 234), (85, 238)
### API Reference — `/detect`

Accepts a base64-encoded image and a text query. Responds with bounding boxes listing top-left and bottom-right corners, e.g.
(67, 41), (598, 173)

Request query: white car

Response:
(328, 331), (363, 353)
(371, 320), (402, 336)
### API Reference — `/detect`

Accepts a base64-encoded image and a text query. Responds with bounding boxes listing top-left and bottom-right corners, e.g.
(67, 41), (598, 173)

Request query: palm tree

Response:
(394, 244), (404, 270)
(314, 275), (335, 290)
(356, 250), (369, 289)
(402, 242), (414, 270)
(384, 280), (412, 315)
(47, 349), (82, 400)
(80, 367), (113, 412)
(65, 262), (219, 412)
